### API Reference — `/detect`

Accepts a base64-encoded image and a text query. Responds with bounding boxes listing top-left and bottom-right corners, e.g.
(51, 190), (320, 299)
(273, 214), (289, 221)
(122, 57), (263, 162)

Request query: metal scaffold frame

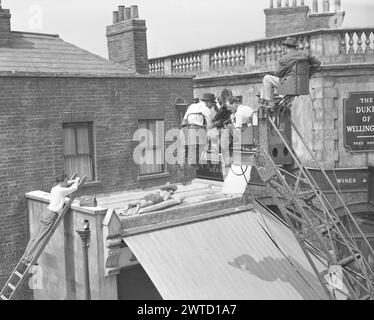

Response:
(249, 101), (374, 300)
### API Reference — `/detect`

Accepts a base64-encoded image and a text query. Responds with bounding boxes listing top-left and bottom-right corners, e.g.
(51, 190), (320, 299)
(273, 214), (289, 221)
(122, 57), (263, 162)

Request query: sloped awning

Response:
(124, 207), (329, 300)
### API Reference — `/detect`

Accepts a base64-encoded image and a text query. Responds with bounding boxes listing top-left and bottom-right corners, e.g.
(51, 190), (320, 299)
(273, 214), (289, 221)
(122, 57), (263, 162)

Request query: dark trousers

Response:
(23, 209), (58, 263)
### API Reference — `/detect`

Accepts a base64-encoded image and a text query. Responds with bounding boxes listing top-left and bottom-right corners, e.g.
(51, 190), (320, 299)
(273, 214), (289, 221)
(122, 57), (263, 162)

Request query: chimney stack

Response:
(0, 2), (11, 47)
(106, 4), (149, 74)
(308, 0), (345, 30)
(264, 0), (309, 37)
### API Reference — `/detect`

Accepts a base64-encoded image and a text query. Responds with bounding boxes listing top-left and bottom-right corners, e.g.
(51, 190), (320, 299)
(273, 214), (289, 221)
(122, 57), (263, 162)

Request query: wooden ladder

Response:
(0, 173), (86, 300)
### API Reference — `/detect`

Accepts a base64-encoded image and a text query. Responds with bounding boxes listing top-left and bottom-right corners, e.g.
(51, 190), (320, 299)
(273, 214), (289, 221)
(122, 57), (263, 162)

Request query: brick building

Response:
(0, 3), (194, 298)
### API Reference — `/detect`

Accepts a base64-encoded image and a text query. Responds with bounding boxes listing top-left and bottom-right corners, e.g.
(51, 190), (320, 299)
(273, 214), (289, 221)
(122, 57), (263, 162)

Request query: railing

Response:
(339, 29), (374, 56)
(209, 45), (245, 70)
(149, 28), (374, 76)
(172, 53), (201, 74)
(148, 58), (165, 76)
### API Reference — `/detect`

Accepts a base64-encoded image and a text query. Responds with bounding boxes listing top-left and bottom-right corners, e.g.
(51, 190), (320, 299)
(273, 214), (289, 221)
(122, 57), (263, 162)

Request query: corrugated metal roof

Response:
(124, 208), (329, 300)
(0, 32), (132, 75)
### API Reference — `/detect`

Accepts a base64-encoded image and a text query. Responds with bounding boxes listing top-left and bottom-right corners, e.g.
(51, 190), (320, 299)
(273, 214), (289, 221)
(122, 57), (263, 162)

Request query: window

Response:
(63, 122), (95, 181)
(138, 119), (165, 175)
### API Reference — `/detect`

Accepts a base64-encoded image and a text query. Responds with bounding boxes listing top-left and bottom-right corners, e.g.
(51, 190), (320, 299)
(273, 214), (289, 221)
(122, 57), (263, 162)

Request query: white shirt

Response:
(47, 181), (79, 212)
(183, 101), (212, 127)
(234, 105), (255, 128)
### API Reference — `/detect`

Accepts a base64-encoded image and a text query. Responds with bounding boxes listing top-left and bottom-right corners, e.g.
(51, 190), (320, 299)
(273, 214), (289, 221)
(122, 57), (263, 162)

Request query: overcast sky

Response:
(2, 0), (374, 58)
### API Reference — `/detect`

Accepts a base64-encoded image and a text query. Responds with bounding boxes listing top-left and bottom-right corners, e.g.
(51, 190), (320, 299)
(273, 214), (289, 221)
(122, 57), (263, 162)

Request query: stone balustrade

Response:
(148, 58), (165, 75)
(339, 29), (374, 56)
(172, 53), (201, 74)
(149, 27), (374, 76)
(209, 45), (245, 70)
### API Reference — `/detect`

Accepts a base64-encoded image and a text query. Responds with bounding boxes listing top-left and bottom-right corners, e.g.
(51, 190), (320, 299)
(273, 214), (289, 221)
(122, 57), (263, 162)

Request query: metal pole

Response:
(76, 220), (91, 300)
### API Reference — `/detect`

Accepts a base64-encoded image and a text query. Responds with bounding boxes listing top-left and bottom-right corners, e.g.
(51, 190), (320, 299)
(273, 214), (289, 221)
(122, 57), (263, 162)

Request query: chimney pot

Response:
(300, 0), (305, 5)
(323, 0), (330, 12)
(270, 0), (274, 9)
(130, 5), (139, 19)
(292, 0), (297, 7)
(334, 0), (341, 12)
(312, 0), (318, 12)
(285, 0), (289, 7)
(277, 0), (282, 8)
(118, 5), (125, 22)
(124, 7), (131, 20)
(113, 11), (119, 24)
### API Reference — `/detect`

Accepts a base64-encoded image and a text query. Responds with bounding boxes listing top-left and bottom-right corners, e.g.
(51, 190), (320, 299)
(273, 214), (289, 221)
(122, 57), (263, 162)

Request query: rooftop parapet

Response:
(148, 28), (374, 76)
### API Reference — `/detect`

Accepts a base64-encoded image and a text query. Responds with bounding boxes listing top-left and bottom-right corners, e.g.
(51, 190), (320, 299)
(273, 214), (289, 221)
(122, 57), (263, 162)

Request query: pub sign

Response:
(343, 92), (374, 152)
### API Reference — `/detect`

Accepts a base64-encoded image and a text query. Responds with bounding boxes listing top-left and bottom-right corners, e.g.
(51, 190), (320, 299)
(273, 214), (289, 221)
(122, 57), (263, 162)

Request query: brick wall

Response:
(307, 11), (345, 30)
(0, 74), (194, 298)
(264, 6), (309, 38)
(264, 6), (345, 38)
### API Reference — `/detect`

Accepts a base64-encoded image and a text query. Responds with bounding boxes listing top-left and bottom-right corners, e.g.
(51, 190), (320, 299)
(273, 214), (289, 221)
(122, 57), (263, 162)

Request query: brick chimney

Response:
(264, 0), (309, 37)
(307, 0), (345, 30)
(106, 5), (149, 74)
(0, 1), (11, 47)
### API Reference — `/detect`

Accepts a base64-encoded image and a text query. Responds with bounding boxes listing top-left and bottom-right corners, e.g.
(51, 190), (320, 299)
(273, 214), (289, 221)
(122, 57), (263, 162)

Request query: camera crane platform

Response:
(235, 95), (374, 300)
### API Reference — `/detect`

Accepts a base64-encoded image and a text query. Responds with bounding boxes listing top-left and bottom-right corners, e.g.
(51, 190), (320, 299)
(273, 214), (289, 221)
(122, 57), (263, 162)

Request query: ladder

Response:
(0, 173), (86, 300)
(250, 100), (374, 300)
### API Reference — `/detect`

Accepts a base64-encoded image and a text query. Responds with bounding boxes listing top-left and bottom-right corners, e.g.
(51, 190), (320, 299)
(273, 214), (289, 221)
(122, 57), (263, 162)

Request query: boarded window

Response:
(63, 122), (94, 181)
(138, 119), (165, 175)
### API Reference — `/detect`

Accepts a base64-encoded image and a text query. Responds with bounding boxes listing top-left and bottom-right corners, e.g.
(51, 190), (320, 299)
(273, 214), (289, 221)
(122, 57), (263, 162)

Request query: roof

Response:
(124, 206), (329, 300)
(0, 31), (133, 75)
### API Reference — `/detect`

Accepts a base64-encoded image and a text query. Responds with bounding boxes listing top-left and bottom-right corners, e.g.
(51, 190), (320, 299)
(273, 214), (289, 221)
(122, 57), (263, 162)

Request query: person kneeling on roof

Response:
(259, 37), (321, 108)
(23, 173), (80, 264)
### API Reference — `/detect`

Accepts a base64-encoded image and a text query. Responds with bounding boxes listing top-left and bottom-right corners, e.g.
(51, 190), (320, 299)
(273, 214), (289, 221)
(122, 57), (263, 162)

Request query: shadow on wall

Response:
(228, 254), (324, 300)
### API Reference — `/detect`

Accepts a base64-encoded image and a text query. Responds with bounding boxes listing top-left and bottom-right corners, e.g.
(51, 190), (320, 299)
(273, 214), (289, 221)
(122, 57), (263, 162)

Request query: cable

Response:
(230, 164), (249, 177)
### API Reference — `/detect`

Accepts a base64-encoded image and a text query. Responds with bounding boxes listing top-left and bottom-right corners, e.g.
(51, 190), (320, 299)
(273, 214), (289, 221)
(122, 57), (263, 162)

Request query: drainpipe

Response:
(76, 220), (91, 300)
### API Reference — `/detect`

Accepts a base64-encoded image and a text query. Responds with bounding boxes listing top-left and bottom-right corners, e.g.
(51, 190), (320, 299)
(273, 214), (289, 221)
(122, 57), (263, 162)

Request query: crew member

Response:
(181, 93), (216, 166)
(226, 96), (255, 128)
(260, 37), (321, 107)
(23, 173), (80, 264)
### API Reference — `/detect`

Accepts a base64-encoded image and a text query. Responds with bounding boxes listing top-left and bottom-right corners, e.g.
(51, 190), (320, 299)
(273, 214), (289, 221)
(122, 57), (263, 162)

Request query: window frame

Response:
(63, 121), (95, 181)
(138, 119), (165, 176)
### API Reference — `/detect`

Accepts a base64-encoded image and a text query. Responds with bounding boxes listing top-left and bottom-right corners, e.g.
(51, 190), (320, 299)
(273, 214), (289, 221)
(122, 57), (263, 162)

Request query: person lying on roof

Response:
(259, 37), (321, 108)
(121, 184), (179, 216)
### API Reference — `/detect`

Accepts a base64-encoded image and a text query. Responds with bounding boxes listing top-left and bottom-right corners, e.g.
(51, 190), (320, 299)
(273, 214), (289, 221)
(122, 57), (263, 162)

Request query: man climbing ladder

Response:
(1, 173), (86, 300)
(23, 173), (81, 264)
